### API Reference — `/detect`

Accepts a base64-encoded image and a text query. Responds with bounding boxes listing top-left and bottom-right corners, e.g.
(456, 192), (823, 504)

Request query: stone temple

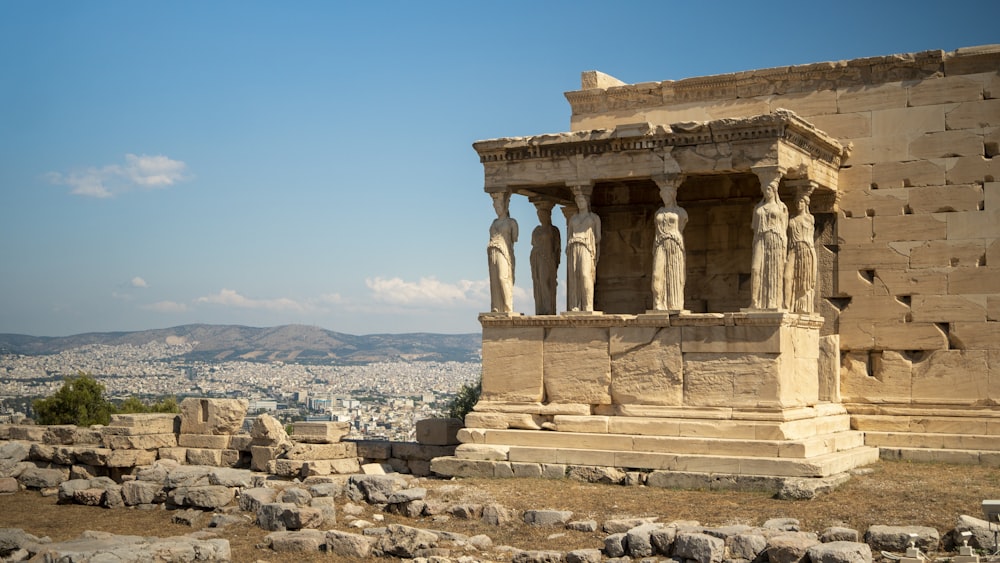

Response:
(432, 45), (1000, 488)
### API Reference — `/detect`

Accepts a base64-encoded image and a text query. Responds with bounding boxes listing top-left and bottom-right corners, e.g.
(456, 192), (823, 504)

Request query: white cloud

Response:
(196, 288), (306, 312)
(47, 154), (189, 198)
(365, 276), (497, 307)
(130, 276), (149, 288)
(143, 300), (188, 313)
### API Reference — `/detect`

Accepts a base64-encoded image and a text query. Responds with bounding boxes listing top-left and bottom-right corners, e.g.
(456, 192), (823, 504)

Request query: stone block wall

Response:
(564, 45), (1000, 411)
(0, 400), (457, 485)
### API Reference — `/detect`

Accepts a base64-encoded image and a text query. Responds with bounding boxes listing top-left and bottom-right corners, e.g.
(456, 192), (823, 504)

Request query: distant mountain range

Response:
(0, 324), (482, 364)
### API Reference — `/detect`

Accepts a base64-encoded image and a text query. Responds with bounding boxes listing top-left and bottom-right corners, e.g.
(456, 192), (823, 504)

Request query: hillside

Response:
(0, 324), (481, 364)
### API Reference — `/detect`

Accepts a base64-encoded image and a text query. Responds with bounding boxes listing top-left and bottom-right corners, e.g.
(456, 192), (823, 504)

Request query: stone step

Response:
(450, 445), (879, 478)
(879, 447), (1000, 467)
(852, 414), (1000, 435)
(465, 412), (854, 440)
(865, 431), (1000, 451)
(459, 428), (865, 459)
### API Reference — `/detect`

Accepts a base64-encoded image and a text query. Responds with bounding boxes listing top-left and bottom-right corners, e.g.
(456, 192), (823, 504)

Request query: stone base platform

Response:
(434, 403), (879, 481)
(850, 405), (1000, 466)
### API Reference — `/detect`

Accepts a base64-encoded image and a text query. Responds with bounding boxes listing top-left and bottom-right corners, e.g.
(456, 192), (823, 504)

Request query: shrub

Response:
(446, 374), (481, 421)
(33, 373), (115, 426)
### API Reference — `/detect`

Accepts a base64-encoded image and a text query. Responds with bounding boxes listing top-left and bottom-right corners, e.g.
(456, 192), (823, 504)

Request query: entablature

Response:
(473, 110), (845, 212)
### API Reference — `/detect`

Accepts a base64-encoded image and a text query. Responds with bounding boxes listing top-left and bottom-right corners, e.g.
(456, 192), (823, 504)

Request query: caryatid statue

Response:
(750, 166), (788, 310)
(651, 175), (688, 312)
(529, 200), (560, 315)
(566, 185), (601, 312)
(487, 190), (518, 313)
(783, 184), (818, 314)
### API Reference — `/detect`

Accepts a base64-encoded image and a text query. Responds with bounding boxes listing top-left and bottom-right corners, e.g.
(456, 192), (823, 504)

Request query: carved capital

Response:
(529, 198), (556, 213)
(567, 182), (593, 199)
(785, 178), (817, 200)
(751, 165), (785, 194)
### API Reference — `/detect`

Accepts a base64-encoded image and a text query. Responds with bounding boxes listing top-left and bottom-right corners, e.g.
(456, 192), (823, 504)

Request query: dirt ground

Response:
(1, 459), (997, 562)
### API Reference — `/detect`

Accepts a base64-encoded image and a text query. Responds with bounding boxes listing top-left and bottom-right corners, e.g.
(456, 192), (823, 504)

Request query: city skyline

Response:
(2, 1), (996, 337)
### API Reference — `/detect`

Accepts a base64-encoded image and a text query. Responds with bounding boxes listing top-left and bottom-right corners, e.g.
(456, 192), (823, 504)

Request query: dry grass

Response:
(0, 459), (997, 561)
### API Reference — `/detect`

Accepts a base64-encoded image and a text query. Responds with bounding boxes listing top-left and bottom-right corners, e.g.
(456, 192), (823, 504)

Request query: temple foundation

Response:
(432, 312), (878, 483)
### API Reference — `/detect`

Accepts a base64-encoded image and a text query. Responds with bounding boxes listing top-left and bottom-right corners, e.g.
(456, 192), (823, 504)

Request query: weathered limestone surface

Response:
(179, 398), (248, 435)
(610, 327), (682, 405)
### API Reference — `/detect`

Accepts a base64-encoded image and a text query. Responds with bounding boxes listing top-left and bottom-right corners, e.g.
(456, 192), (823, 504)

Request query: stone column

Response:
(565, 183), (600, 313)
(529, 199), (560, 315)
(749, 166), (788, 311)
(486, 188), (518, 314)
(650, 173), (688, 312)
(783, 179), (818, 314)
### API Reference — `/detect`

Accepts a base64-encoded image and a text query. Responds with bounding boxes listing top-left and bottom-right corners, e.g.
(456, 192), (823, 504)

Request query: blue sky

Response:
(1, 1), (996, 337)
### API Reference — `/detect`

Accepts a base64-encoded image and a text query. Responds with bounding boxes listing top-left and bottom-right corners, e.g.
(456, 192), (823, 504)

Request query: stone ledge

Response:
(429, 456), (856, 499)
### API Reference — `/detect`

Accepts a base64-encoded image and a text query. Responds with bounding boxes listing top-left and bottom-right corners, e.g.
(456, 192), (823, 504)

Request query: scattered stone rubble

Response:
(2, 400), (997, 561)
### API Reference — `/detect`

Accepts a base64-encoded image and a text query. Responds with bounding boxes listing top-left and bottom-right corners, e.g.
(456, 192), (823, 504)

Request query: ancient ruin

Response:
(433, 44), (1000, 485)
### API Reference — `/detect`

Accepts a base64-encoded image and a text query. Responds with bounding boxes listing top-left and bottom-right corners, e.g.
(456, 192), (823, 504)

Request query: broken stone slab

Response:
(346, 474), (408, 504)
(208, 468), (253, 488)
(603, 533), (627, 558)
(105, 413), (179, 435)
(179, 398), (248, 435)
(808, 541), (874, 563)
(177, 434), (230, 449)
(727, 532), (768, 561)
(239, 487), (278, 513)
(674, 531), (726, 563)
(289, 421), (351, 444)
(250, 414), (291, 448)
(179, 485), (234, 509)
(103, 433), (177, 450)
(27, 530), (231, 562)
(278, 487), (312, 506)
(7, 426), (45, 442)
(443, 503), (480, 520)
(309, 496), (337, 527)
(627, 522), (665, 558)
(386, 487), (427, 504)
(326, 529), (374, 558)
(567, 465), (626, 485)
(524, 509), (573, 526)
(766, 533), (822, 563)
(257, 502), (322, 531)
(17, 466), (66, 489)
(250, 445), (281, 472)
(567, 520), (598, 533)
(0, 442), (30, 462)
(106, 449), (156, 468)
(0, 477), (17, 494)
(482, 503), (516, 526)
(41, 425), (77, 445)
(282, 441), (357, 460)
(0, 528), (48, 557)
(376, 524), (439, 558)
(265, 529), (326, 553)
(864, 525), (940, 552)
(121, 480), (164, 506)
(164, 466), (212, 488)
(415, 417), (462, 446)
(821, 527), (861, 543)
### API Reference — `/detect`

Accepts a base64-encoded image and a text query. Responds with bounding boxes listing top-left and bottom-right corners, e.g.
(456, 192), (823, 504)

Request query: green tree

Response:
(32, 373), (115, 426)
(445, 374), (481, 421)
